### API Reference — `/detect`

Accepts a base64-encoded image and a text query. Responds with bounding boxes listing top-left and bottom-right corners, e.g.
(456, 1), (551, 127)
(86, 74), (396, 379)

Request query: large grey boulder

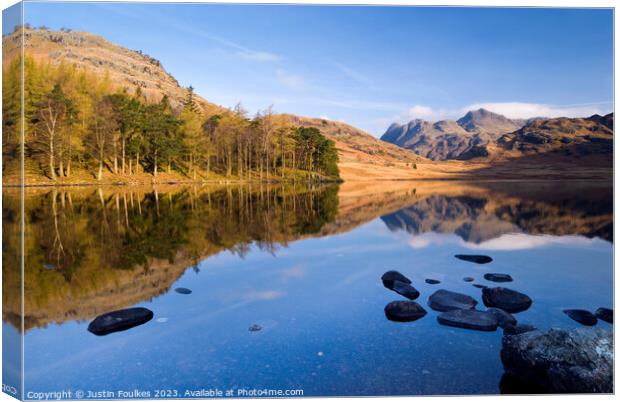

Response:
(501, 328), (613, 393)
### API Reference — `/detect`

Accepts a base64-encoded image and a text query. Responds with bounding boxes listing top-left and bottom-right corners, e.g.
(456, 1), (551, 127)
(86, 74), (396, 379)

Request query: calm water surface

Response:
(3, 181), (613, 397)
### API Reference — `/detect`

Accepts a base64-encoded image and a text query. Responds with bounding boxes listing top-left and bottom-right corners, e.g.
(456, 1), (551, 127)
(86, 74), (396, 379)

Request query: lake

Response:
(2, 180), (613, 397)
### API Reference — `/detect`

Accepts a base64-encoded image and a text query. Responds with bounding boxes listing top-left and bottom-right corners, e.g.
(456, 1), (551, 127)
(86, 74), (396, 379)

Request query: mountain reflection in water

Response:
(2, 180), (612, 333)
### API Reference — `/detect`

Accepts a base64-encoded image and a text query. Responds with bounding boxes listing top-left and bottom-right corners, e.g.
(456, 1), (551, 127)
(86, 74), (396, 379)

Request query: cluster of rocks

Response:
(87, 287), (192, 336)
(563, 307), (612, 326)
(382, 254), (534, 333)
(382, 253), (614, 393)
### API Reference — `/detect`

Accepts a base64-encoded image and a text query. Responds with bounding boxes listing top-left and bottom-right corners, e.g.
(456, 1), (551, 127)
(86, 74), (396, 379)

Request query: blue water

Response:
(22, 210), (612, 397)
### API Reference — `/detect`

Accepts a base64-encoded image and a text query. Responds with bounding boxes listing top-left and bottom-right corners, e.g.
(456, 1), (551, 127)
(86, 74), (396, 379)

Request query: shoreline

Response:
(1, 176), (612, 188)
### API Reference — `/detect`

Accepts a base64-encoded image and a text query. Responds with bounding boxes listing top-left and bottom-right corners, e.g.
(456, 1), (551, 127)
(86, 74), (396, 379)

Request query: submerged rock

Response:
(484, 273), (513, 283)
(391, 280), (420, 300)
(482, 287), (532, 313)
(595, 307), (613, 324)
(473, 284), (488, 289)
(425, 279), (440, 285)
(384, 301), (427, 322)
(428, 289), (477, 312)
(174, 287), (192, 294)
(501, 328), (613, 393)
(381, 271), (412, 289)
(503, 323), (537, 336)
(88, 307), (154, 336)
(463, 277), (474, 282)
(454, 254), (493, 264)
(249, 324), (262, 332)
(437, 309), (498, 331)
(486, 307), (517, 329)
(563, 309), (598, 326)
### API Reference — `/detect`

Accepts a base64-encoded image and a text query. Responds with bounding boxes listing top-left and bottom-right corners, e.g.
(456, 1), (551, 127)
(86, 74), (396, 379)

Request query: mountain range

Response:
(3, 26), (613, 181)
(381, 108), (613, 162)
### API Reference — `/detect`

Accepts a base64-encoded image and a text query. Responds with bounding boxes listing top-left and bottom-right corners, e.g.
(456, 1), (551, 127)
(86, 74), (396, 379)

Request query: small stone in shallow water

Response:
(486, 307), (517, 328)
(381, 271), (412, 289)
(473, 284), (488, 289)
(175, 287), (192, 294)
(425, 279), (440, 285)
(391, 280), (420, 300)
(384, 301), (427, 322)
(437, 309), (498, 331)
(428, 289), (477, 312)
(482, 287), (532, 313)
(88, 307), (154, 336)
(484, 273), (513, 283)
(249, 324), (262, 332)
(454, 254), (493, 264)
(503, 323), (537, 335)
(463, 277), (474, 282)
(595, 307), (613, 324)
(563, 309), (597, 326)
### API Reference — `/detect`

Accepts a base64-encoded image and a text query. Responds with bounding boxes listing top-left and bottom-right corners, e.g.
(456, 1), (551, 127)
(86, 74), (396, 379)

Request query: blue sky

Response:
(12, 2), (615, 136)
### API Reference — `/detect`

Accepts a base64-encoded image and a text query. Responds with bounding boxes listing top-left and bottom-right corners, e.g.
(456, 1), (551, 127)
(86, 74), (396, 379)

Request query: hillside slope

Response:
(495, 114), (613, 159)
(3, 26), (435, 181)
(3, 26), (223, 114)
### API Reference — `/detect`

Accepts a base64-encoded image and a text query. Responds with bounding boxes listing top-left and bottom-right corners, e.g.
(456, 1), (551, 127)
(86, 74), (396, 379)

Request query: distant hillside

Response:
(496, 114), (613, 158)
(381, 108), (524, 160)
(283, 114), (426, 166)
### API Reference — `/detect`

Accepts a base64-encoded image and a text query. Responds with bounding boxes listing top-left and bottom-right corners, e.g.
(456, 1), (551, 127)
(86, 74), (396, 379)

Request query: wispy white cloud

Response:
(333, 62), (372, 85)
(407, 105), (435, 119)
(389, 101), (613, 127)
(462, 101), (612, 119)
(276, 69), (306, 90)
(236, 50), (281, 62)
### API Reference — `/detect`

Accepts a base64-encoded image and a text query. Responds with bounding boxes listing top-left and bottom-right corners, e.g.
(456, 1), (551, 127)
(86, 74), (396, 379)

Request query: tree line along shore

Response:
(2, 56), (341, 185)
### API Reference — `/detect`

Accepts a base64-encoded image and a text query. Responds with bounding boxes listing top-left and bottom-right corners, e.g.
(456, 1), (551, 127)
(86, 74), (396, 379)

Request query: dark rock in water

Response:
(595, 307), (613, 324)
(501, 328), (613, 393)
(482, 287), (532, 313)
(486, 307), (517, 328)
(381, 270), (411, 289)
(454, 254), (493, 264)
(503, 324), (537, 336)
(384, 301), (427, 322)
(484, 273), (513, 283)
(563, 309), (597, 326)
(425, 279), (440, 285)
(248, 324), (262, 332)
(437, 309), (498, 331)
(175, 287), (192, 294)
(391, 280), (420, 300)
(472, 284), (488, 289)
(88, 307), (154, 336)
(462, 277), (474, 282)
(428, 289), (477, 312)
